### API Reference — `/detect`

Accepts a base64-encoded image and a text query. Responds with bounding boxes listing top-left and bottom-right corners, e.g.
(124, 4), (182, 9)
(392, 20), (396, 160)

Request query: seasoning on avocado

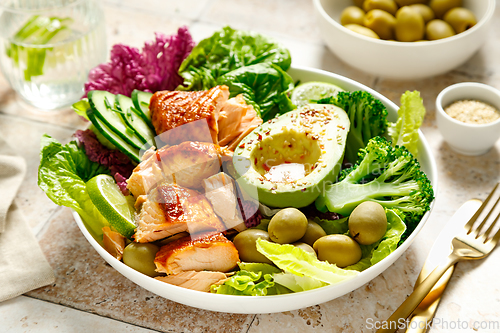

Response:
(444, 99), (500, 124)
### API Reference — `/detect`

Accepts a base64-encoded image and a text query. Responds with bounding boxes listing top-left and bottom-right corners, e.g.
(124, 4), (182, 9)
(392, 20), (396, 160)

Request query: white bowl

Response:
(313, 0), (495, 80)
(436, 82), (500, 155)
(73, 66), (438, 314)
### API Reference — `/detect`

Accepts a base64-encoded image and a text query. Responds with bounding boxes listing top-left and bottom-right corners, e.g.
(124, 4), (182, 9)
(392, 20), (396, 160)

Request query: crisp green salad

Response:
(38, 26), (433, 296)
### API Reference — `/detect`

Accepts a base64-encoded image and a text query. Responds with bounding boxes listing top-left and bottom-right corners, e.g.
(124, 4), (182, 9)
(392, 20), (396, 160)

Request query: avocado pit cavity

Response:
(251, 129), (321, 183)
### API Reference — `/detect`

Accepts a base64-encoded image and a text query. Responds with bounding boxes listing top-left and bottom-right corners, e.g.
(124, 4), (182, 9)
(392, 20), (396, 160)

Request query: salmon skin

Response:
(149, 86), (261, 150)
(127, 141), (232, 197)
(154, 233), (239, 275)
(150, 86), (229, 145)
(133, 183), (226, 243)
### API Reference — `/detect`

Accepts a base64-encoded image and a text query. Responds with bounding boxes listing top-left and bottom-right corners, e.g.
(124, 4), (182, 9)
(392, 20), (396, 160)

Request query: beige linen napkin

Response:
(0, 132), (55, 302)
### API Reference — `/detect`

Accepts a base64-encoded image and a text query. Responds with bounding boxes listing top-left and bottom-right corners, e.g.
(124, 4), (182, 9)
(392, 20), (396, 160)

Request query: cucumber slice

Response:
(88, 90), (144, 150)
(87, 108), (141, 163)
(115, 94), (155, 146)
(89, 124), (116, 150)
(131, 90), (154, 129)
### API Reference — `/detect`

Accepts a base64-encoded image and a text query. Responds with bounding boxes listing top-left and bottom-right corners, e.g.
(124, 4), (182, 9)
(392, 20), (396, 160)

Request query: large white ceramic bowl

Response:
(313, 0), (495, 80)
(73, 66), (438, 314)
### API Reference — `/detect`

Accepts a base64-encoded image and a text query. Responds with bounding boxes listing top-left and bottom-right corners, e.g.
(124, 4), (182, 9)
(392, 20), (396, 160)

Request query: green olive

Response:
(268, 208), (308, 244)
(344, 24), (380, 39)
(363, 0), (398, 16)
(353, 0), (366, 8)
(341, 6), (366, 26)
(313, 235), (362, 268)
(426, 19), (456, 40)
(123, 242), (160, 277)
(395, 6), (425, 42)
(429, 0), (462, 18)
(348, 201), (388, 245)
(233, 229), (273, 264)
(300, 221), (327, 247)
(443, 7), (476, 33)
(292, 242), (317, 257)
(364, 9), (397, 40)
(394, 0), (427, 6)
(408, 4), (436, 23)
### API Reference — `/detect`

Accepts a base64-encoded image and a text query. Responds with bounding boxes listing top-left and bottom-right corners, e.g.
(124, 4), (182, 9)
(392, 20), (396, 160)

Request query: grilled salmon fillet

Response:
(203, 172), (245, 231)
(102, 227), (125, 260)
(155, 271), (228, 292)
(134, 183), (225, 243)
(150, 86), (229, 145)
(127, 141), (231, 197)
(154, 233), (239, 275)
(218, 94), (263, 150)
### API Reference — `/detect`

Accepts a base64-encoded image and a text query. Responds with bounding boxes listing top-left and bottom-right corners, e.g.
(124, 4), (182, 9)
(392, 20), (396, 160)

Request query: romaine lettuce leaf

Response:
(217, 63), (295, 121)
(37, 135), (109, 237)
(371, 209), (406, 265)
(272, 272), (327, 292)
(178, 26), (291, 91)
(388, 91), (426, 157)
(256, 239), (358, 284)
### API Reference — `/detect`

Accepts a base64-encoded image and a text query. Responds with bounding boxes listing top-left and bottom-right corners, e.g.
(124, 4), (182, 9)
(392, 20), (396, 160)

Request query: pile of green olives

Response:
(232, 202), (389, 269)
(313, 201), (388, 268)
(340, 0), (477, 42)
(233, 208), (316, 263)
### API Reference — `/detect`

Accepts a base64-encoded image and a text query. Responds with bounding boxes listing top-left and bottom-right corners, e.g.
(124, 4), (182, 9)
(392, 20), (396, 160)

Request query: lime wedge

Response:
(291, 81), (344, 107)
(86, 174), (136, 238)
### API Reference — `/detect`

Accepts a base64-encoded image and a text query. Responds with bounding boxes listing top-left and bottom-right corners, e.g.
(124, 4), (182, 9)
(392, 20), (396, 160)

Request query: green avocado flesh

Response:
(233, 104), (350, 208)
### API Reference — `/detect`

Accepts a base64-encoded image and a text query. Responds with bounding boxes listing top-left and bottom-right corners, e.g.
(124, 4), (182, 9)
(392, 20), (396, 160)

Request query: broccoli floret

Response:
(318, 91), (388, 164)
(315, 136), (434, 239)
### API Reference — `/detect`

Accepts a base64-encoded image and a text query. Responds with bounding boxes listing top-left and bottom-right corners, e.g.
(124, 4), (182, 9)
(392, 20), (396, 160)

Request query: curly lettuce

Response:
(211, 262), (290, 296)
(178, 26), (291, 91)
(84, 27), (194, 97)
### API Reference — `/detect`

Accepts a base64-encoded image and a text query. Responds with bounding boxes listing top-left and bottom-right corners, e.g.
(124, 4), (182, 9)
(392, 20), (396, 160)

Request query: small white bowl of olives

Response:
(313, 0), (495, 79)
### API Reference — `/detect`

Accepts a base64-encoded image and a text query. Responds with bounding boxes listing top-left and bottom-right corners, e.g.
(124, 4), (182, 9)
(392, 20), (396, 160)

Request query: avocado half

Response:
(233, 104), (350, 208)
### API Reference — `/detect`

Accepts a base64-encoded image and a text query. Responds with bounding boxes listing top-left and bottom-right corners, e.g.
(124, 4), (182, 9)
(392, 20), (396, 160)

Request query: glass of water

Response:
(0, 0), (106, 110)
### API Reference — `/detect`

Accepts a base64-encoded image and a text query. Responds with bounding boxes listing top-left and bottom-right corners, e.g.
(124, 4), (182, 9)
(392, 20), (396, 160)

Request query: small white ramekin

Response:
(436, 82), (500, 156)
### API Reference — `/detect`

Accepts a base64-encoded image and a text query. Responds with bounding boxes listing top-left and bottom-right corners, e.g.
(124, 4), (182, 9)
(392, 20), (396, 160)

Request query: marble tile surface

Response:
(1, 0), (500, 332)
(27, 208), (253, 333)
(0, 296), (157, 333)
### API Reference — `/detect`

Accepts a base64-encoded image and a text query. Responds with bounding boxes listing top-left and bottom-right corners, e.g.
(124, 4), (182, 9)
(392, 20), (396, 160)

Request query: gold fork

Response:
(377, 182), (500, 333)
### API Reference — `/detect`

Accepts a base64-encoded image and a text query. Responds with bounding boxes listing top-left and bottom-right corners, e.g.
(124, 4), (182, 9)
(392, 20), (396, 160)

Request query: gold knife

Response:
(404, 199), (482, 333)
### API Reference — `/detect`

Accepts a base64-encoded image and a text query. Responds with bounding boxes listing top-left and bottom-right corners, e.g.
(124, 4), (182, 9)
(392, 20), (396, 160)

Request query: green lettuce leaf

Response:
(256, 239), (358, 284)
(71, 99), (90, 120)
(217, 63), (295, 121)
(314, 216), (348, 235)
(178, 26), (291, 91)
(272, 272), (327, 292)
(211, 262), (289, 296)
(37, 135), (109, 237)
(388, 91), (426, 156)
(371, 209), (406, 265)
